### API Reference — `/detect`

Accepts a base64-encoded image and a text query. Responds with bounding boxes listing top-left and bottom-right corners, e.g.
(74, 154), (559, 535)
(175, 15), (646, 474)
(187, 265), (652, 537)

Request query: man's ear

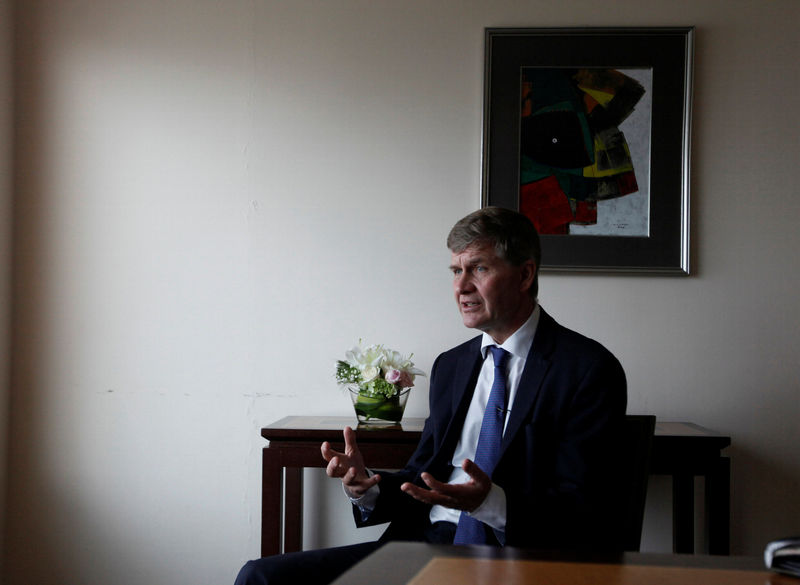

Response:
(519, 260), (536, 293)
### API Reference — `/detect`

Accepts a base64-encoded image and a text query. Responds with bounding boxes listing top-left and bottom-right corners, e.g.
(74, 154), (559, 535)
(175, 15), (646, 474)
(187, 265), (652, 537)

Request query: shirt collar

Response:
(480, 304), (540, 360)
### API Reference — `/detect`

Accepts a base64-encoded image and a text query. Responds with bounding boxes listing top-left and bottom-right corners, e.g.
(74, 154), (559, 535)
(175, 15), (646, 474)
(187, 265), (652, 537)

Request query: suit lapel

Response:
(449, 338), (483, 410)
(501, 308), (557, 451)
(440, 338), (483, 460)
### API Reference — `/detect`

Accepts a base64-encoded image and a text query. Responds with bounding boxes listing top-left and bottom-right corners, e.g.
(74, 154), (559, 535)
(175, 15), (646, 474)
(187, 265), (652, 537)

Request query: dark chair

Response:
(621, 414), (656, 552)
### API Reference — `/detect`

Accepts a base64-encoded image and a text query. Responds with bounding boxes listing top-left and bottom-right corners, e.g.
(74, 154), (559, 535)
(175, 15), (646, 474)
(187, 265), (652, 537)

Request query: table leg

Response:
(261, 448), (283, 557)
(284, 467), (304, 553)
(706, 457), (730, 555)
(673, 473), (695, 553)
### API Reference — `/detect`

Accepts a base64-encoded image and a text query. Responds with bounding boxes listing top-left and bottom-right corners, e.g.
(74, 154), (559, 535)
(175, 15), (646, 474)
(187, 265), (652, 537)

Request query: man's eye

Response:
(476, 266), (487, 272)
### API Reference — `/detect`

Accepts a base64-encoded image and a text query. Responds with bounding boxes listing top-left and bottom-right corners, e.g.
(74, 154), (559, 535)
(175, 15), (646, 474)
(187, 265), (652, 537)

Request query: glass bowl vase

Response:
(349, 387), (410, 425)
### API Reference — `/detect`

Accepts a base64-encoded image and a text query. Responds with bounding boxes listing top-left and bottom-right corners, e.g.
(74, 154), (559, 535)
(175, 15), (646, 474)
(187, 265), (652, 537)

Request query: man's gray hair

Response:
(447, 206), (541, 300)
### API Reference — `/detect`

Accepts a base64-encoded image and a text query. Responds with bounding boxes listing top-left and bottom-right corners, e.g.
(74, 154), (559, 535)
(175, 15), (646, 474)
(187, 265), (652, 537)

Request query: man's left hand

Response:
(400, 459), (491, 512)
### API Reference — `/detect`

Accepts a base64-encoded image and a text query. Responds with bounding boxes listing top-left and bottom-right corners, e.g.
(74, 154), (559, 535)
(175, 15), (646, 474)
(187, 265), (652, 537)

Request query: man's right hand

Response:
(321, 426), (381, 499)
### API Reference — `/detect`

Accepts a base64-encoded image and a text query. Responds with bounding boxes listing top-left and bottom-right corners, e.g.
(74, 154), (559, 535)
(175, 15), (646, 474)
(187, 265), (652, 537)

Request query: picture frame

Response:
(482, 27), (694, 274)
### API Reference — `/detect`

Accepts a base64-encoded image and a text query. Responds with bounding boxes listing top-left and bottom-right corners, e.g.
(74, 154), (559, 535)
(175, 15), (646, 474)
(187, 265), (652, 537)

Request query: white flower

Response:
(361, 365), (379, 383)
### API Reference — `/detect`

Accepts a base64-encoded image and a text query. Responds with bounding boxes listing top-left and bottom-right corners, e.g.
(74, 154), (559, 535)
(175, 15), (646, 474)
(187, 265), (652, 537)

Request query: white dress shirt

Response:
(428, 305), (539, 532)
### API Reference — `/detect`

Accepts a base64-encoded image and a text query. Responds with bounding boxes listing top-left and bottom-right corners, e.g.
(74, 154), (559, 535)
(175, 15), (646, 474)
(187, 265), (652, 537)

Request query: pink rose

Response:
(385, 369), (402, 384)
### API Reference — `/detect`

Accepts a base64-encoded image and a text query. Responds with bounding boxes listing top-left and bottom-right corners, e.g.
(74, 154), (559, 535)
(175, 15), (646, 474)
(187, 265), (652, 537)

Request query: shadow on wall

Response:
(6, 3), (56, 582)
(6, 485), (164, 583)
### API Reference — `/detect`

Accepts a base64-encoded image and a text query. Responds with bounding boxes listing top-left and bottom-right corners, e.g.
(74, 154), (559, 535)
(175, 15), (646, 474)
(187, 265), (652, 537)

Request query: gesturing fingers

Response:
(400, 464), (492, 512)
(322, 427), (375, 491)
(342, 465), (361, 485)
(325, 455), (345, 478)
(401, 475), (475, 509)
(400, 481), (457, 508)
(342, 426), (359, 455)
(343, 467), (381, 489)
(461, 458), (491, 488)
(420, 472), (451, 493)
(320, 441), (337, 462)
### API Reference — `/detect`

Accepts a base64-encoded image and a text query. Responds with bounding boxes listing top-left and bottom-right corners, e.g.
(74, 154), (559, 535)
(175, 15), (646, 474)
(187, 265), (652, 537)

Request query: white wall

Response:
(4, 1), (799, 584)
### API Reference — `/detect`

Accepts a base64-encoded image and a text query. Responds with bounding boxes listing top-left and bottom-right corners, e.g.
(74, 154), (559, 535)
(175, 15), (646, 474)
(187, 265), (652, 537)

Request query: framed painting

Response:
(482, 27), (694, 273)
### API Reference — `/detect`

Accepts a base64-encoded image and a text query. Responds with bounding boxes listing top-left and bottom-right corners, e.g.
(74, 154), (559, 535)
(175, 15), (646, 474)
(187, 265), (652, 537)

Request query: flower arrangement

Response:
(336, 342), (425, 423)
(335, 342), (425, 398)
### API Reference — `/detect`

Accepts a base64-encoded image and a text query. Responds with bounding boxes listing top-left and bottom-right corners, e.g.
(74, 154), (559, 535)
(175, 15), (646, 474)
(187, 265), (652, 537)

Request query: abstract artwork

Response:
(519, 68), (651, 237)
(482, 28), (693, 273)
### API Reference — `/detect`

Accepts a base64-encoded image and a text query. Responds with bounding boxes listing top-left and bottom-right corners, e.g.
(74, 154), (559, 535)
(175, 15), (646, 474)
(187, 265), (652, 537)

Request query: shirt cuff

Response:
(466, 482), (506, 533)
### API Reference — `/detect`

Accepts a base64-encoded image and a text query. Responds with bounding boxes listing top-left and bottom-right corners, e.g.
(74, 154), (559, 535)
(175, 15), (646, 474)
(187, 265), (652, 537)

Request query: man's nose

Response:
(454, 273), (474, 293)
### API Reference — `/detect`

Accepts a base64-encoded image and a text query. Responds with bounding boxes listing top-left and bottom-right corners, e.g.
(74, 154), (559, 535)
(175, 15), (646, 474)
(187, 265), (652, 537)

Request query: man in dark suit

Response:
(235, 207), (627, 585)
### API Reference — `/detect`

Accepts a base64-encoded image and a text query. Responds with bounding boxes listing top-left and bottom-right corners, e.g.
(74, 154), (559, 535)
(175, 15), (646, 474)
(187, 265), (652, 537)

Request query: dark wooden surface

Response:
(329, 542), (775, 585)
(260, 416), (731, 557)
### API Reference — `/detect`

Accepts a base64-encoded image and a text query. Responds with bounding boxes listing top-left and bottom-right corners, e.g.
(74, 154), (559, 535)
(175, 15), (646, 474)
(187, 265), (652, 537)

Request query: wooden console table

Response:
(260, 416), (730, 557)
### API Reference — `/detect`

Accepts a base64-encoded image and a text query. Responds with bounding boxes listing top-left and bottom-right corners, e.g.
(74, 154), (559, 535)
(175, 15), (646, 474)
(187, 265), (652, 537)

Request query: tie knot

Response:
(488, 346), (509, 369)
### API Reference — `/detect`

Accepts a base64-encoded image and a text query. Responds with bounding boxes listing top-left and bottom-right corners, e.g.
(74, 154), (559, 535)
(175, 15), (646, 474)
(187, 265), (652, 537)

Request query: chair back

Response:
(621, 414), (656, 551)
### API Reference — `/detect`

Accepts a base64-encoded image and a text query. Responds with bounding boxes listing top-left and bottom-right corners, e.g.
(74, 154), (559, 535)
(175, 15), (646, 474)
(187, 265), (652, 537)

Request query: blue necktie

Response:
(453, 346), (510, 545)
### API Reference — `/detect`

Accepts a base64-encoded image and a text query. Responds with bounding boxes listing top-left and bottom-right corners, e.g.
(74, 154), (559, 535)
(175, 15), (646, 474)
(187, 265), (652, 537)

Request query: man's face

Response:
(449, 242), (536, 344)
